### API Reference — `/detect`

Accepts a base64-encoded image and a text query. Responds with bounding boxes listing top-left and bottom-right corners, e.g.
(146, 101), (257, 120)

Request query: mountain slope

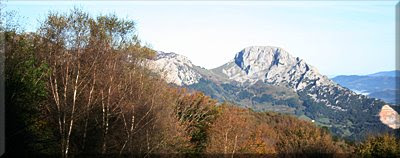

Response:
(148, 46), (400, 141)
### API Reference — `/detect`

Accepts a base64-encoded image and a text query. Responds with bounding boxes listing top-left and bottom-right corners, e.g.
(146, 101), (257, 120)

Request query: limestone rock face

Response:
(209, 46), (352, 112)
(379, 105), (400, 129)
(149, 46), (337, 92)
(218, 46), (336, 91)
(147, 51), (202, 86)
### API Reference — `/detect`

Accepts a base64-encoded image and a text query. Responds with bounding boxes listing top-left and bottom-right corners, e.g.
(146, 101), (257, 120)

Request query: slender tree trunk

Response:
(82, 71), (95, 151)
(146, 129), (150, 153)
(50, 65), (66, 157)
(101, 90), (107, 154)
(65, 62), (80, 157)
(232, 135), (238, 158)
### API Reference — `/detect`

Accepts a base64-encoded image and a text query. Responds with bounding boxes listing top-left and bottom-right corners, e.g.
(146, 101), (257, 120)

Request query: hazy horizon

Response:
(4, 1), (398, 77)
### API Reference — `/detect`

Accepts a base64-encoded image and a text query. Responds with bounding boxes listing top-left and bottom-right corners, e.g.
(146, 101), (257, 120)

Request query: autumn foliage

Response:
(4, 9), (395, 157)
(355, 133), (400, 157)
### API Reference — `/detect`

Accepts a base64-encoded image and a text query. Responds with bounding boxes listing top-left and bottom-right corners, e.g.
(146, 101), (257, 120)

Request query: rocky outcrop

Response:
(213, 46), (336, 91)
(379, 105), (400, 129)
(147, 51), (202, 86)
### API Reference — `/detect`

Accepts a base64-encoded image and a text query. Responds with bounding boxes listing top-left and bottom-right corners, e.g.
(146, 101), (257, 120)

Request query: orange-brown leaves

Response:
(206, 105), (277, 154)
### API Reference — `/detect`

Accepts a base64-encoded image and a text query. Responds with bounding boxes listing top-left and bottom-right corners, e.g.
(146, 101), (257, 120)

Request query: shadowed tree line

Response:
(3, 9), (400, 157)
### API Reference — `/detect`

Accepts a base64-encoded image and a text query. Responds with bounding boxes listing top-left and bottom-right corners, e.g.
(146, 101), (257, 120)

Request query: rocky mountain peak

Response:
(156, 51), (194, 67)
(150, 46), (337, 94)
(234, 46), (288, 74)
(233, 46), (297, 77)
(218, 46), (333, 91)
(147, 51), (202, 86)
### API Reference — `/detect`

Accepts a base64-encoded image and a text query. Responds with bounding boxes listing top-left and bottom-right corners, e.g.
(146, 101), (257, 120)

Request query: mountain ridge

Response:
(147, 45), (400, 140)
(210, 46), (336, 91)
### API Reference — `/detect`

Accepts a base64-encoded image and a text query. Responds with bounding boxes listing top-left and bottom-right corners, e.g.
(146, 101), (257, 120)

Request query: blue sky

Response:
(4, 1), (398, 77)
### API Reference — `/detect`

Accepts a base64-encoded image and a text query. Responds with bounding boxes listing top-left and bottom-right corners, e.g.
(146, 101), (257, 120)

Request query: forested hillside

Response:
(3, 9), (400, 157)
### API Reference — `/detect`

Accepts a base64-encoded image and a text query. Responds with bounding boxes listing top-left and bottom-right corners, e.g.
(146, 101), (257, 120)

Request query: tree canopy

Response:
(3, 8), (398, 157)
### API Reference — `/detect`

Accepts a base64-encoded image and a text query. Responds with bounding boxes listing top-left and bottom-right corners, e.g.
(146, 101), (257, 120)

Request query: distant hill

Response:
(332, 70), (399, 104)
(368, 70), (400, 77)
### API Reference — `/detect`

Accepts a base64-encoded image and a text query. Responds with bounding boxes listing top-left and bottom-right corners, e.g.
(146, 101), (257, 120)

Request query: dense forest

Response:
(3, 9), (400, 157)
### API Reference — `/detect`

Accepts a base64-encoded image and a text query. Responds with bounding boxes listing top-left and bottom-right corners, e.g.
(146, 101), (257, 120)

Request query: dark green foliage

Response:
(189, 79), (304, 112)
(175, 92), (219, 154)
(295, 82), (394, 142)
(237, 90), (252, 100)
(252, 94), (274, 103)
(285, 97), (300, 107)
(5, 31), (56, 154)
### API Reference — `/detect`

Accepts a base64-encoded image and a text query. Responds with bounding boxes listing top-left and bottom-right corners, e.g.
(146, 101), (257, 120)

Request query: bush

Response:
(355, 134), (400, 157)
